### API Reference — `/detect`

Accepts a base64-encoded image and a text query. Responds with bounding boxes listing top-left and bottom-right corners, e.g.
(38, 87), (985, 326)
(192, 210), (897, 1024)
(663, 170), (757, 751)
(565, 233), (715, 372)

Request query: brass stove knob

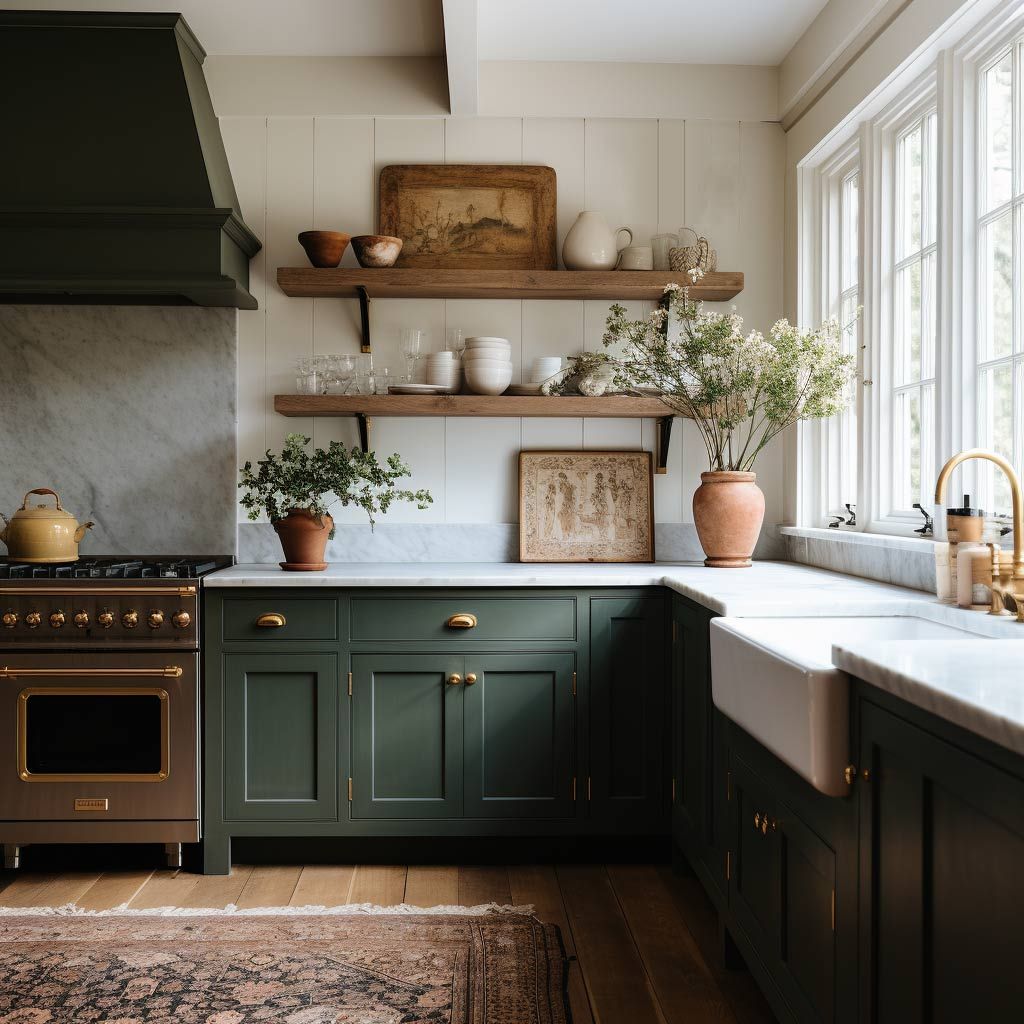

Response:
(147, 610), (165, 629)
(2, 611), (17, 629)
(97, 609), (114, 629)
(74, 610), (89, 629)
(25, 611), (41, 629)
(122, 610), (139, 629)
(49, 610), (66, 629)
(171, 610), (191, 630)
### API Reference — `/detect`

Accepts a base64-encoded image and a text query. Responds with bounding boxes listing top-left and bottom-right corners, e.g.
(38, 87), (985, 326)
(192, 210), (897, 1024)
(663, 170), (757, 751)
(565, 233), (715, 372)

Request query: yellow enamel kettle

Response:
(0, 488), (94, 563)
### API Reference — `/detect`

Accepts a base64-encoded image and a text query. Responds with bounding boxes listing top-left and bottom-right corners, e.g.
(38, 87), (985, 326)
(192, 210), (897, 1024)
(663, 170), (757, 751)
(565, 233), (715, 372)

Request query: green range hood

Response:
(0, 11), (261, 309)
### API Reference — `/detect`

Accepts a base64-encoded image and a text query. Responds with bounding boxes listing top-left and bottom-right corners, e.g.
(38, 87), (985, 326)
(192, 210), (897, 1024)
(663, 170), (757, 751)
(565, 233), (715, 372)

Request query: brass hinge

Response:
(572, 671), (577, 697)
(671, 777), (676, 803)
(572, 776), (577, 801)
(587, 776), (592, 801)
(347, 671), (353, 696)
(726, 850), (731, 880)
(347, 777), (353, 802)
(831, 889), (836, 932)
(727, 770), (732, 801)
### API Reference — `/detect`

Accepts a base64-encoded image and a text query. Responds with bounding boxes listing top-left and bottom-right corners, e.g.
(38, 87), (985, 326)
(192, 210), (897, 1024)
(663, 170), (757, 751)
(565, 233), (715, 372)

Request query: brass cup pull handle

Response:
(256, 613), (287, 628)
(447, 674), (463, 685)
(446, 613), (478, 629)
(1, 666), (182, 678)
(465, 673), (478, 685)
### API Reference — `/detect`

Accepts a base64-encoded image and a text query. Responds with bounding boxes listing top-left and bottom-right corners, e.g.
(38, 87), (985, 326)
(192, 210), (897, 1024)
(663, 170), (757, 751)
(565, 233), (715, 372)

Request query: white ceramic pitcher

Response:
(562, 212), (632, 270)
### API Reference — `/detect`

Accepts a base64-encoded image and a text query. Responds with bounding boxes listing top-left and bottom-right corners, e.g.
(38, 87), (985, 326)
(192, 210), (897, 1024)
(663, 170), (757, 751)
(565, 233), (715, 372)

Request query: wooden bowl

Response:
(298, 230), (351, 268)
(351, 234), (403, 268)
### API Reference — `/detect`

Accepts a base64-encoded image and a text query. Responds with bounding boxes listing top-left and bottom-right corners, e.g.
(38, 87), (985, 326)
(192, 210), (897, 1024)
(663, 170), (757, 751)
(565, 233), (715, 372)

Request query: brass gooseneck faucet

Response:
(935, 448), (1024, 618)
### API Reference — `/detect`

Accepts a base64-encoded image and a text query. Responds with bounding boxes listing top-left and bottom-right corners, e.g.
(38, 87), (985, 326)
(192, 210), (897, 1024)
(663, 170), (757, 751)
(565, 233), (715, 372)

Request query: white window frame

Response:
(797, 0), (1024, 539)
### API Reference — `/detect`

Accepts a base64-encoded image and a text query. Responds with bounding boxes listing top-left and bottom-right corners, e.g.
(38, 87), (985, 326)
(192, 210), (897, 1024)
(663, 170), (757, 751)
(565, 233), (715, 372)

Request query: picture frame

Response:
(519, 450), (655, 563)
(379, 164), (557, 270)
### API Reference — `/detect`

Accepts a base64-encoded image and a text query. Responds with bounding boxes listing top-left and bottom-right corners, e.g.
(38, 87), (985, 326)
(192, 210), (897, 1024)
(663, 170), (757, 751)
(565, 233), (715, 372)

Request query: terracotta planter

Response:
(272, 509), (333, 571)
(692, 471), (765, 568)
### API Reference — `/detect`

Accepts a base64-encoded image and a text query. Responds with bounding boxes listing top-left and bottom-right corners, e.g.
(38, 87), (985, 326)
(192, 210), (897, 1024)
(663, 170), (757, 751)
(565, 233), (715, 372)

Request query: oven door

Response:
(0, 652), (198, 822)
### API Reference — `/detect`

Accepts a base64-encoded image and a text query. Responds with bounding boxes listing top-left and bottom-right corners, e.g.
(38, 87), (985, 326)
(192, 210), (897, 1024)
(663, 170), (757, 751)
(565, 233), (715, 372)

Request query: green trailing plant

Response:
(602, 281), (858, 472)
(239, 432), (432, 531)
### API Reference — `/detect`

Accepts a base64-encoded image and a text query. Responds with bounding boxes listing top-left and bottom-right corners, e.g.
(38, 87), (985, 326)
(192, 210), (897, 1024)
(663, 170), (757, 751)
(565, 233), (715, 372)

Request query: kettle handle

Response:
(20, 487), (62, 511)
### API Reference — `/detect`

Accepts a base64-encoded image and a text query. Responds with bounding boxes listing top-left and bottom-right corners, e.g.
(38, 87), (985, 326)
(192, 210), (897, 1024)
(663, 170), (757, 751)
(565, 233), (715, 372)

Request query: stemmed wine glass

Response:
(400, 329), (425, 384)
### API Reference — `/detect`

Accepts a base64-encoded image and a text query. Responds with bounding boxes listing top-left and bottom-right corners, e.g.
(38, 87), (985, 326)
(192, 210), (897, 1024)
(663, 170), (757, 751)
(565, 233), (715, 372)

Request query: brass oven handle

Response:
(446, 613), (478, 629)
(1, 666), (183, 679)
(0, 586), (196, 597)
(255, 613), (287, 628)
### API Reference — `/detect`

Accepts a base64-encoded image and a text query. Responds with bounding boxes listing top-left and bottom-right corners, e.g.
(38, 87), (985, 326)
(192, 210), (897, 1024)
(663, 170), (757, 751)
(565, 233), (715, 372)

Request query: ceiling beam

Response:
(441, 0), (478, 115)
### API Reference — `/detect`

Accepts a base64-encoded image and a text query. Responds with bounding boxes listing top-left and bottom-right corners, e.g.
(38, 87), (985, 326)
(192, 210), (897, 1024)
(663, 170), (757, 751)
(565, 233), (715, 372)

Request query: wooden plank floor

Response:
(0, 863), (775, 1024)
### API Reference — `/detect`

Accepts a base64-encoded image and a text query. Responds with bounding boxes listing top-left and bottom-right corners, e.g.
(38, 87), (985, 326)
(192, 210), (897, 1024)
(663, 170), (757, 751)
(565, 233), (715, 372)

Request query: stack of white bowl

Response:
(425, 350), (461, 391)
(530, 357), (563, 388)
(463, 337), (513, 395)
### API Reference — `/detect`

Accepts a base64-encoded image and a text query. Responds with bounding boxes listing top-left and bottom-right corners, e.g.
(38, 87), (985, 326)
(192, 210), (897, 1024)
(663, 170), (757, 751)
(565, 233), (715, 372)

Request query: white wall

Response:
(219, 105), (785, 528)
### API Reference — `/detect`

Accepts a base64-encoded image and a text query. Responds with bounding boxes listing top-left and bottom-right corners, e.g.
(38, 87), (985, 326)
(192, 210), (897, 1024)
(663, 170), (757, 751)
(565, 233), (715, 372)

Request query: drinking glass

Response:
(651, 233), (678, 271)
(401, 329), (425, 383)
(446, 327), (465, 356)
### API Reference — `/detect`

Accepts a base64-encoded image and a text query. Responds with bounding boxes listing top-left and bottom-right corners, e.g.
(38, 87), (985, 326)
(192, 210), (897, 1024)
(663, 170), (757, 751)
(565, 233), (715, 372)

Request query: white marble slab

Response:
(834, 640), (1024, 758)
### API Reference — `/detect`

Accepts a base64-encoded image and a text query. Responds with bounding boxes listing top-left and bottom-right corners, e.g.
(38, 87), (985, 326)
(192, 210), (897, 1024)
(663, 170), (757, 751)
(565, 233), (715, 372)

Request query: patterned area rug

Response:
(0, 906), (569, 1023)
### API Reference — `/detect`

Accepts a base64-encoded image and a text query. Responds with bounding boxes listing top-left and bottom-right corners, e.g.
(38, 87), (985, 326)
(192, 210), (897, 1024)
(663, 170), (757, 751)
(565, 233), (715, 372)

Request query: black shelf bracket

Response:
(356, 414), (370, 453)
(655, 416), (673, 475)
(356, 285), (371, 354)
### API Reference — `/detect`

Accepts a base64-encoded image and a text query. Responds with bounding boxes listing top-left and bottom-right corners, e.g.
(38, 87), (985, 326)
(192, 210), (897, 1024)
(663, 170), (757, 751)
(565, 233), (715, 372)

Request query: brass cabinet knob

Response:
(761, 817), (769, 836)
(73, 610), (89, 628)
(446, 613), (478, 629)
(844, 764), (857, 786)
(49, 610), (65, 629)
(172, 610), (191, 629)
(754, 811), (760, 829)
(122, 610), (139, 629)
(97, 610), (114, 628)
(2, 611), (17, 628)
(147, 610), (165, 629)
(465, 673), (478, 685)
(447, 673), (463, 685)
(25, 611), (41, 628)
(255, 612), (286, 628)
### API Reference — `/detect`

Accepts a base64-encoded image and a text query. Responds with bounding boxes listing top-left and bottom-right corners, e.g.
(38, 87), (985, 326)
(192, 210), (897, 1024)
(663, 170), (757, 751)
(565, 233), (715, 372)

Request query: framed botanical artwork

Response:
(379, 164), (557, 270)
(519, 450), (655, 563)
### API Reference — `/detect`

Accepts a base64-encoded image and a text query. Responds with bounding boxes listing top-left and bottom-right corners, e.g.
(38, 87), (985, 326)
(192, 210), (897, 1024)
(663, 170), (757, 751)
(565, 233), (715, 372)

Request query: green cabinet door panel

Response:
(351, 654), (464, 819)
(222, 597), (338, 642)
(589, 596), (667, 828)
(463, 653), (576, 818)
(223, 653), (339, 820)
(858, 699), (1024, 1024)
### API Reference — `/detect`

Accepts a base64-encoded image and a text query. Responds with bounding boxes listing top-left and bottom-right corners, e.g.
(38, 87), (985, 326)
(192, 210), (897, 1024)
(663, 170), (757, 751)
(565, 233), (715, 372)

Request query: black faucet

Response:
(828, 515), (844, 529)
(912, 503), (934, 536)
(844, 503), (857, 527)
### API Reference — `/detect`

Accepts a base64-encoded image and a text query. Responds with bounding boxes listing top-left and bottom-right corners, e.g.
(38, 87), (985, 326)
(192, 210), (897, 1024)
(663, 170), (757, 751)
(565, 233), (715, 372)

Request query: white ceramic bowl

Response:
(462, 357), (513, 372)
(427, 350), (455, 361)
(465, 364), (513, 395)
(465, 336), (509, 346)
(464, 346), (511, 360)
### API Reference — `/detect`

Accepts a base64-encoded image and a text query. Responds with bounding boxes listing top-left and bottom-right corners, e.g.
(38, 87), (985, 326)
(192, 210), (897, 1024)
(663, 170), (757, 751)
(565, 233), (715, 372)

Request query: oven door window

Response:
(19, 688), (169, 781)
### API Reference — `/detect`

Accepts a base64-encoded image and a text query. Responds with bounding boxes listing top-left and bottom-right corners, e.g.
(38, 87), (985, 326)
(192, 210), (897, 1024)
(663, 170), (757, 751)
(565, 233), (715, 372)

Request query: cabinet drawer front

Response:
(222, 598), (338, 642)
(350, 596), (576, 643)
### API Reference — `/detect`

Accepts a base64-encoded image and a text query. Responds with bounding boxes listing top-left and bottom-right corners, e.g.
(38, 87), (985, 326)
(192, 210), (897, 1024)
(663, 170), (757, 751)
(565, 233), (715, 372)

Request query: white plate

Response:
(388, 384), (458, 395)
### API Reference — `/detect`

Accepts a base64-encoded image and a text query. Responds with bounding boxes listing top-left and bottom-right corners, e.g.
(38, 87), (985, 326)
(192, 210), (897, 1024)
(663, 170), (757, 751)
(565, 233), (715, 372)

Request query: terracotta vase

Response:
(692, 471), (765, 568)
(272, 509), (333, 571)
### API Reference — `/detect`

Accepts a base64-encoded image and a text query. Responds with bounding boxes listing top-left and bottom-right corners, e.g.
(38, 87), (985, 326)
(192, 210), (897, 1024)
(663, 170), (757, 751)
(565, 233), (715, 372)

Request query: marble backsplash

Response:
(236, 521), (786, 563)
(0, 305), (237, 556)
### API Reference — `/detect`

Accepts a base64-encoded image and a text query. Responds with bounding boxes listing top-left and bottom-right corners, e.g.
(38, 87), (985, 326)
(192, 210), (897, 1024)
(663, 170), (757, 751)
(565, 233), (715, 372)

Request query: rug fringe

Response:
(0, 901), (535, 918)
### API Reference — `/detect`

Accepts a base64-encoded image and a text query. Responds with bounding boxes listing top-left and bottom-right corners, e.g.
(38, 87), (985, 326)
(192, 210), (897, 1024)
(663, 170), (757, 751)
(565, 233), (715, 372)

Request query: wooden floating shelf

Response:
(273, 393), (684, 472)
(274, 394), (681, 418)
(276, 267), (744, 302)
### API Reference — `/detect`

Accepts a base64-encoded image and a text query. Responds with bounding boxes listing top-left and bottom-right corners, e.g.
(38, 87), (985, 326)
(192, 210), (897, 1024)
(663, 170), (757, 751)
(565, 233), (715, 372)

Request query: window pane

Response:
(894, 388), (922, 510)
(840, 291), (859, 510)
(980, 211), (1014, 361)
(895, 259), (923, 385)
(924, 112), (938, 246)
(983, 52), (1014, 212)
(842, 174), (859, 290)
(897, 123), (923, 259)
(978, 363), (1014, 513)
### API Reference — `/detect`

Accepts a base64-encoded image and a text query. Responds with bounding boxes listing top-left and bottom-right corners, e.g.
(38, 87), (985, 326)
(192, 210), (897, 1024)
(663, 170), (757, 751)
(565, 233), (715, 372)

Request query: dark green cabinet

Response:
(223, 652), (339, 821)
(463, 653), (576, 818)
(857, 697), (1024, 1024)
(589, 596), (668, 828)
(350, 654), (464, 819)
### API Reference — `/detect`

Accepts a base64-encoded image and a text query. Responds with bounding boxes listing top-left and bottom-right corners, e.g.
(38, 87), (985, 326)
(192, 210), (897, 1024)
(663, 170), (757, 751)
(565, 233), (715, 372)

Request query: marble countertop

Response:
(205, 560), (928, 617)
(834, 640), (1024, 758)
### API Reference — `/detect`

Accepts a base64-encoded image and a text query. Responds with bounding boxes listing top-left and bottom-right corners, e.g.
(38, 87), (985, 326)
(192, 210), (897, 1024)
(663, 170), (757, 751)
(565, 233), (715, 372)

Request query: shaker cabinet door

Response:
(223, 653), (339, 820)
(350, 654), (464, 819)
(462, 652), (576, 818)
(589, 596), (668, 828)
